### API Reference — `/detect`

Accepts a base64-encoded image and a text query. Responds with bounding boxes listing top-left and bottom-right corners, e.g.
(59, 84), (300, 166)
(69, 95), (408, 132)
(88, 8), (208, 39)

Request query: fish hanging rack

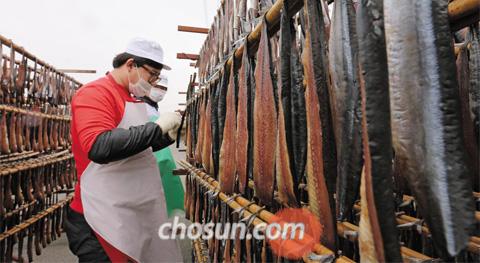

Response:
(182, 0), (480, 262)
(0, 34), (83, 87)
(0, 34), (79, 262)
(179, 160), (356, 263)
(180, 161), (449, 262)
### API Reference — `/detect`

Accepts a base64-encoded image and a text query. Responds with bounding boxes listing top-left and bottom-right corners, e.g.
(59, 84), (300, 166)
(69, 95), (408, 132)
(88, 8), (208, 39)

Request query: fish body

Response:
(356, 0), (403, 261)
(456, 43), (479, 192)
(302, 0), (337, 250)
(253, 19), (277, 206)
(202, 86), (214, 175)
(219, 60), (238, 194)
(0, 110), (10, 154)
(329, 0), (363, 221)
(468, 25), (480, 150)
(236, 41), (254, 194)
(384, 0), (475, 258)
(276, 0), (307, 207)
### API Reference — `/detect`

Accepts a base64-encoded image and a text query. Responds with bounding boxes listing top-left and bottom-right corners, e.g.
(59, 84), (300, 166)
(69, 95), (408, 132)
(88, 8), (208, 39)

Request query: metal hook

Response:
(234, 201), (256, 218)
(245, 206), (266, 228)
(307, 252), (335, 263)
(342, 230), (358, 240)
(224, 194), (240, 205)
(397, 219), (423, 234)
(211, 190), (220, 199)
(399, 198), (414, 208)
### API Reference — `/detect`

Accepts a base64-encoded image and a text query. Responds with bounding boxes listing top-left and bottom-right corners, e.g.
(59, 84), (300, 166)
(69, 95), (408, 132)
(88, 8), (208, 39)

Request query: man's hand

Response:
(167, 123), (186, 141)
(155, 112), (182, 140)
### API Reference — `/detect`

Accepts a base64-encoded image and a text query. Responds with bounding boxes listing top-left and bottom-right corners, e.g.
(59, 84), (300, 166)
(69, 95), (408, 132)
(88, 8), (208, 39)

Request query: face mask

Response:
(149, 88), (167, 102)
(128, 66), (153, 97)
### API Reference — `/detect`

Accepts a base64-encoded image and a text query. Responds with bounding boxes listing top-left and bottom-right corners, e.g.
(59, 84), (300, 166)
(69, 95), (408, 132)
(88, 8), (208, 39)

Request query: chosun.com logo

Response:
(158, 208), (322, 259)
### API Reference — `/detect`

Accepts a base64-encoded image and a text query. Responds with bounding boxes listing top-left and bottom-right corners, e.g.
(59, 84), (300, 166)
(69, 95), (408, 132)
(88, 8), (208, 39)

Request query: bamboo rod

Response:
(178, 25), (209, 34)
(178, 161), (356, 262)
(0, 105), (71, 121)
(448, 0), (480, 22)
(0, 34), (82, 86)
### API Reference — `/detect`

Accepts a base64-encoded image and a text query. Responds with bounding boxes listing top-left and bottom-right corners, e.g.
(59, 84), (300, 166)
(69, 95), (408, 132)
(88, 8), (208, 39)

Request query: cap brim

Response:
(162, 64), (171, 70)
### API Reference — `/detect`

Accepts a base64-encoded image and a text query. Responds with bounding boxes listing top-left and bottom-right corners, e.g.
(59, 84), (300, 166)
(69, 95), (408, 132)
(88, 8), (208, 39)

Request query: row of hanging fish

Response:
(0, 42), (77, 107)
(184, 0), (479, 261)
(0, 38), (79, 157)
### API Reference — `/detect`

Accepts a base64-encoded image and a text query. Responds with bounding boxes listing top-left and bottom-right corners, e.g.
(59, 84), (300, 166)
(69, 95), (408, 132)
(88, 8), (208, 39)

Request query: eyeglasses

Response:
(140, 65), (161, 84)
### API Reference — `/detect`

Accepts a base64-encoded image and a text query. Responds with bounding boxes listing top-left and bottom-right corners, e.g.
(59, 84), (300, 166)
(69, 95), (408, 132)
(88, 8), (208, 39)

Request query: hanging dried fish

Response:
(356, 0), (402, 261)
(235, 40), (254, 194)
(456, 41), (479, 192)
(219, 58), (238, 194)
(212, 65), (230, 178)
(302, 0), (337, 251)
(253, 18), (277, 206)
(201, 84), (214, 175)
(468, 24), (479, 150)
(276, 0), (306, 207)
(194, 90), (206, 164)
(329, 0), (363, 221)
(384, 0), (474, 258)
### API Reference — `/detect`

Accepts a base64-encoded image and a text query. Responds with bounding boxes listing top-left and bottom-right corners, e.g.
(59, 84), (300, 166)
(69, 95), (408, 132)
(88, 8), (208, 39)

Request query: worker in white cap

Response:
(66, 37), (182, 262)
(138, 74), (185, 219)
(142, 73), (169, 117)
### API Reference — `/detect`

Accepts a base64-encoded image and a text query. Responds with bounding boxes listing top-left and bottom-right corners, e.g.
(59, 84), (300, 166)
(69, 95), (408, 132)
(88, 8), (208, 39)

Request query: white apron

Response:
(81, 101), (181, 262)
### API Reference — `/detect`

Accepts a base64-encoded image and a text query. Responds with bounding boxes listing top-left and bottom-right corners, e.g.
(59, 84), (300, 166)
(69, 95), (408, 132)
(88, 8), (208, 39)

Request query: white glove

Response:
(155, 112), (182, 138)
(167, 122), (186, 141)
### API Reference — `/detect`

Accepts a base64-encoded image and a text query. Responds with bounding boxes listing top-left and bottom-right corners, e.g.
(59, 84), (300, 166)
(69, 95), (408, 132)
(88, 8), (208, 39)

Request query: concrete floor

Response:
(29, 145), (190, 262)
(33, 235), (76, 263)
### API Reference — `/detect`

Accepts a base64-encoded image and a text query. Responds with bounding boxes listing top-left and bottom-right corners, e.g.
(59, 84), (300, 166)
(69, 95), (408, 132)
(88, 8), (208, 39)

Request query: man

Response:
(142, 74), (168, 118)
(139, 74), (185, 217)
(66, 38), (182, 262)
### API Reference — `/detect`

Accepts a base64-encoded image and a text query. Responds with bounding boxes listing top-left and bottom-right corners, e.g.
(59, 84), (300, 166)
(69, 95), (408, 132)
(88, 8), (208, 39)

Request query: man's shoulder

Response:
(76, 76), (111, 95)
(72, 77), (117, 104)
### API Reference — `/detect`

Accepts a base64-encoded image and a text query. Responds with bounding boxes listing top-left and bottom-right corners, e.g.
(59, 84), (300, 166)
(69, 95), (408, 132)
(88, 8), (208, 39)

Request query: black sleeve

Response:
(88, 122), (174, 164)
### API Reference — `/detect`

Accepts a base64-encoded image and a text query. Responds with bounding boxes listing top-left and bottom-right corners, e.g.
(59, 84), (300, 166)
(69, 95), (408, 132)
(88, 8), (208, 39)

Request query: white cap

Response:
(158, 74), (168, 88)
(125, 37), (171, 70)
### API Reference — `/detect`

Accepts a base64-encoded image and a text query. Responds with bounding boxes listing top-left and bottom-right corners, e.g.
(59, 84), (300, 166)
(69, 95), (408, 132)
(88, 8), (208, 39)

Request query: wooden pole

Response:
(178, 25), (209, 34)
(57, 69), (97, 74)
(177, 53), (200, 61)
(448, 0), (480, 22)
